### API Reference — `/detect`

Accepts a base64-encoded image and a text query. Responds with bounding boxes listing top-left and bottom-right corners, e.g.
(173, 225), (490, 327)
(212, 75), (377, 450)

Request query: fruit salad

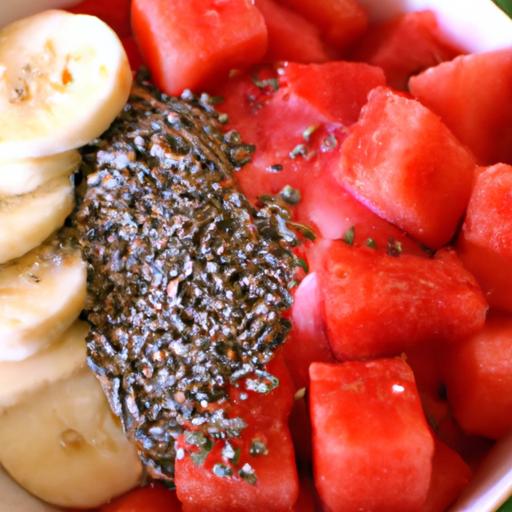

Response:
(0, 1), (511, 511)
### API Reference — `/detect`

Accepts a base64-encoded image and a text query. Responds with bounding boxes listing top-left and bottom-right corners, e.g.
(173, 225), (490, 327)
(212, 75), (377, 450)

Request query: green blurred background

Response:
(494, 0), (512, 15)
(498, 497), (512, 512)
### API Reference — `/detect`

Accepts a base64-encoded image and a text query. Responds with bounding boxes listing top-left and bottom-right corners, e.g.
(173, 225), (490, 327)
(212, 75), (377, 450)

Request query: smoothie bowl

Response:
(0, 0), (511, 511)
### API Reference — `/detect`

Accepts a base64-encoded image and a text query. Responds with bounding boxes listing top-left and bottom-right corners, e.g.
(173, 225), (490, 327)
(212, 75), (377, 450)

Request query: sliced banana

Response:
(0, 369), (142, 509)
(0, 321), (87, 412)
(0, 239), (86, 361)
(0, 175), (75, 264)
(0, 149), (80, 196)
(0, 9), (132, 159)
(0, 467), (59, 512)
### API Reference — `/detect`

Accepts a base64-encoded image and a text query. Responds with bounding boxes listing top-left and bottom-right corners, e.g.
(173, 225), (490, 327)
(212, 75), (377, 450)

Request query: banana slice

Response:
(0, 175), (75, 264)
(0, 239), (86, 361)
(0, 150), (80, 196)
(0, 9), (132, 160)
(0, 369), (143, 509)
(0, 321), (87, 412)
(0, 467), (59, 512)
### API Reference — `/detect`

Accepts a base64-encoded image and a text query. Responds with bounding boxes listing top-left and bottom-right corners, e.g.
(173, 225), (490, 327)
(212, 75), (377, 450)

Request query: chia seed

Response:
(73, 74), (297, 482)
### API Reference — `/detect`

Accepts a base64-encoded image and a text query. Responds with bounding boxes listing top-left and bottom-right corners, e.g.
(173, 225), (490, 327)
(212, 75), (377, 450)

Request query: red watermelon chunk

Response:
(351, 10), (460, 90)
(409, 49), (512, 165)
(405, 344), (443, 399)
(120, 36), (144, 71)
(175, 353), (298, 511)
(296, 165), (424, 254)
(227, 352), (295, 423)
(175, 421), (299, 512)
(69, 0), (131, 36)
(289, 395), (313, 466)
(458, 163), (512, 312)
(215, 62), (384, 201)
(443, 312), (512, 440)
(216, 65), (425, 255)
(255, 0), (330, 63)
(337, 86), (476, 248)
(316, 240), (487, 360)
(422, 439), (472, 512)
(310, 359), (434, 512)
(279, 62), (385, 125)
(283, 273), (333, 389)
(279, 0), (368, 52)
(293, 477), (318, 512)
(131, 0), (268, 95)
(215, 67), (328, 201)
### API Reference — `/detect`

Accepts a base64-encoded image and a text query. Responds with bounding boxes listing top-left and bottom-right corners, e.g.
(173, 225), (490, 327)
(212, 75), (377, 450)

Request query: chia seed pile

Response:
(73, 74), (298, 481)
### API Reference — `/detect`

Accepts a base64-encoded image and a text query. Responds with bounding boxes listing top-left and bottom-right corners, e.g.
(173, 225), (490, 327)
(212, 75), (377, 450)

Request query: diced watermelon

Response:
(279, 62), (385, 125)
(215, 67), (326, 201)
(421, 392), (493, 469)
(175, 352), (298, 511)
(283, 273), (333, 388)
(227, 352), (296, 424)
(458, 163), (512, 312)
(296, 166), (424, 254)
(310, 359), (434, 512)
(279, 0), (368, 52)
(99, 484), (182, 512)
(215, 61), (384, 202)
(405, 344), (443, 399)
(120, 37), (144, 71)
(131, 0), (268, 95)
(422, 440), (472, 512)
(69, 0), (131, 36)
(255, 0), (330, 63)
(175, 421), (299, 512)
(435, 416), (493, 470)
(458, 241), (512, 314)
(409, 49), (512, 165)
(351, 11), (460, 90)
(293, 476), (318, 512)
(443, 312), (512, 439)
(289, 395), (313, 467)
(216, 65), (423, 256)
(337, 87), (476, 248)
(316, 241), (487, 360)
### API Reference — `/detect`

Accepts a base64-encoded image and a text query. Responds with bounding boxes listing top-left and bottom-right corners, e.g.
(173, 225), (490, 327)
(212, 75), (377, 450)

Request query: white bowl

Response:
(0, 1), (510, 511)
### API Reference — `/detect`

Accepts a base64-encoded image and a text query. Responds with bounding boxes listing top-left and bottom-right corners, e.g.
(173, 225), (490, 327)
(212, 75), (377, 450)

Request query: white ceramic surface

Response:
(358, 0), (512, 52)
(0, 1), (510, 511)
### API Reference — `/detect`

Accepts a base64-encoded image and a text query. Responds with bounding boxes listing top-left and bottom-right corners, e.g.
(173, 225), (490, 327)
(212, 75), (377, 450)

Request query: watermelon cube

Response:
(175, 421), (299, 512)
(279, 61), (385, 125)
(351, 10), (460, 90)
(289, 396), (313, 467)
(255, 0), (330, 63)
(316, 241), (487, 359)
(337, 87), (476, 248)
(443, 312), (512, 439)
(131, 0), (268, 95)
(310, 359), (434, 512)
(175, 353), (298, 511)
(279, 0), (368, 52)
(410, 49), (512, 165)
(228, 352), (296, 424)
(283, 272), (333, 389)
(458, 163), (512, 312)
(422, 439), (472, 512)
(293, 477), (319, 512)
(70, 0), (131, 36)
(216, 61), (385, 202)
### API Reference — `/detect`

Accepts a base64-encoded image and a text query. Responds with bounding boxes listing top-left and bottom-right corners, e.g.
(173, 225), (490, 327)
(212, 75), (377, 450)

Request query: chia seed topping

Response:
(73, 74), (297, 481)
